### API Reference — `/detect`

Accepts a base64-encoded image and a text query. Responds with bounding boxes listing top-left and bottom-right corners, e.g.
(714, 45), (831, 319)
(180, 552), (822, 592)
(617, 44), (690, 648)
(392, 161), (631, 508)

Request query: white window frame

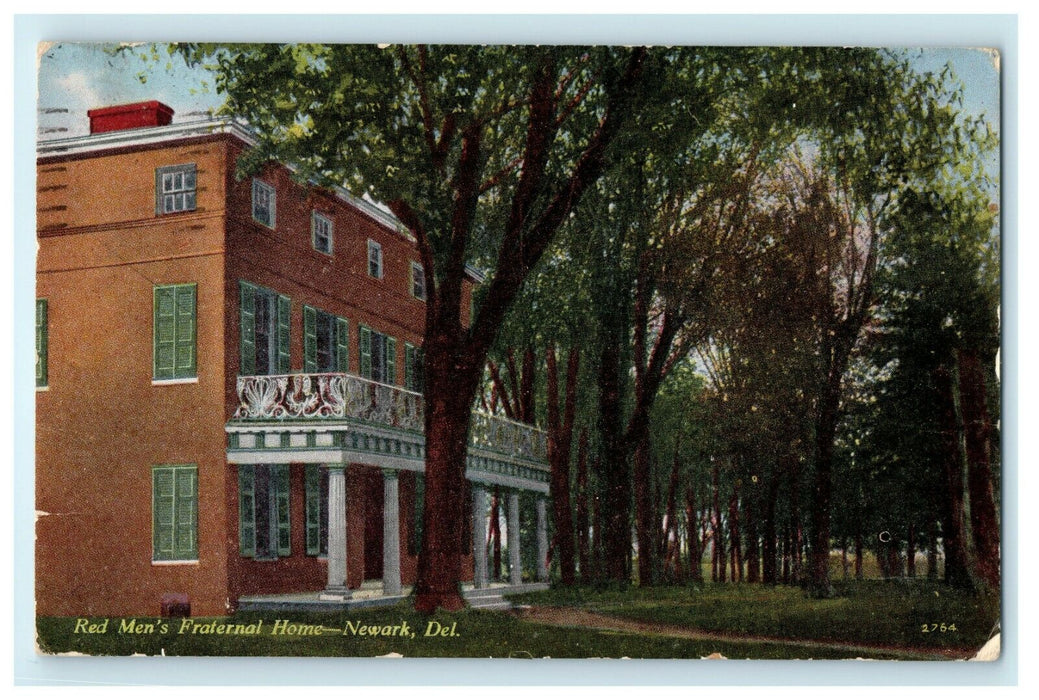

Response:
(156, 164), (197, 215)
(312, 212), (333, 255)
(410, 261), (427, 301)
(252, 178), (276, 228)
(367, 239), (383, 279)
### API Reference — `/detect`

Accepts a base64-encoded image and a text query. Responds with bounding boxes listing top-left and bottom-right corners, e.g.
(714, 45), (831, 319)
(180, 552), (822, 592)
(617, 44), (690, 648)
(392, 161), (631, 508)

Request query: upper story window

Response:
(303, 305), (349, 373)
(153, 283), (197, 381)
(239, 280), (290, 376)
(410, 262), (427, 301)
(367, 240), (383, 279)
(404, 342), (424, 393)
(156, 164), (197, 215)
(359, 325), (396, 385)
(252, 179), (276, 228)
(312, 212), (333, 255)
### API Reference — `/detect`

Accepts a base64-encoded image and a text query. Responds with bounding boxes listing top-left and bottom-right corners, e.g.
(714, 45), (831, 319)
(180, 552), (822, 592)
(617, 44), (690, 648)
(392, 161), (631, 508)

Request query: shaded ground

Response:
(515, 605), (971, 661)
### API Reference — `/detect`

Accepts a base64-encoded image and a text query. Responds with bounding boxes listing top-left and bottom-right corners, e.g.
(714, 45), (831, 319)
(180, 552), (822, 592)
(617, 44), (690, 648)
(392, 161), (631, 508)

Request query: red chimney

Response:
(87, 100), (174, 134)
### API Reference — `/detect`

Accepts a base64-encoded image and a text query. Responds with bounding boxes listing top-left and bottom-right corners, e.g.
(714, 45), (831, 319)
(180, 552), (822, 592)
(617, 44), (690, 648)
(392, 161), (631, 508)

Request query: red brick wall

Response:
(36, 138), (232, 616)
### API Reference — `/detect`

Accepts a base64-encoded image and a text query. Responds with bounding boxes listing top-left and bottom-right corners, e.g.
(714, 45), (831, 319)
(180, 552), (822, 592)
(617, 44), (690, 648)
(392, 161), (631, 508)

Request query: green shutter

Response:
(277, 295), (291, 373)
(239, 281), (256, 376)
(174, 285), (197, 378)
(303, 305), (317, 372)
(335, 317), (350, 373)
(153, 467), (176, 560)
(154, 286), (177, 379)
(404, 343), (412, 391)
(238, 465), (256, 557)
(276, 465), (291, 556)
(174, 466), (198, 559)
(154, 284), (197, 379)
(386, 336), (397, 385)
(305, 466), (321, 555)
(359, 325), (372, 379)
(153, 465), (196, 561)
(35, 299), (47, 388)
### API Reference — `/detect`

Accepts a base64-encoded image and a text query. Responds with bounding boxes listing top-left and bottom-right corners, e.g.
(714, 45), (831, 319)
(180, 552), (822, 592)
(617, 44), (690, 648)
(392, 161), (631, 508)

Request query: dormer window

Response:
(367, 240), (383, 279)
(156, 164), (197, 215)
(252, 179), (276, 228)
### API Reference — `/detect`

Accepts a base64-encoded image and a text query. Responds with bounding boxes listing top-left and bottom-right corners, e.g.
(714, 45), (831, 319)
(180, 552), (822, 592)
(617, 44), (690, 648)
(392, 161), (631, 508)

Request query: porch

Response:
(226, 372), (552, 601)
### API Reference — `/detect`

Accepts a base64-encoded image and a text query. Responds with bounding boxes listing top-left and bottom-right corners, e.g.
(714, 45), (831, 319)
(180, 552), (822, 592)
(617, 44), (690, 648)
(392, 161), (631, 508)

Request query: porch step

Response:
(463, 582), (549, 611)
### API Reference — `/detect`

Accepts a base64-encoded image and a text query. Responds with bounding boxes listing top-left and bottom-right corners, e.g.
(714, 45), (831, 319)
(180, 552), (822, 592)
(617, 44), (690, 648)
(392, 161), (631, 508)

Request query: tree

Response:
(181, 44), (655, 611)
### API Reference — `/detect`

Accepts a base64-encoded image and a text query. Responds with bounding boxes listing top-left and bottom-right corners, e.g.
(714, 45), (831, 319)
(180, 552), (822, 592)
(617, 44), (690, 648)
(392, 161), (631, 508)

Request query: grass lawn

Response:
(508, 579), (999, 655)
(36, 579), (997, 660)
(34, 604), (911, 660)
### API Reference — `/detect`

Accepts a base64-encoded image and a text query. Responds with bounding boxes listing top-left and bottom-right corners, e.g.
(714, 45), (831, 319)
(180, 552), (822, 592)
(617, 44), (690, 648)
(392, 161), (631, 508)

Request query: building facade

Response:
(36, 102), (550, 617)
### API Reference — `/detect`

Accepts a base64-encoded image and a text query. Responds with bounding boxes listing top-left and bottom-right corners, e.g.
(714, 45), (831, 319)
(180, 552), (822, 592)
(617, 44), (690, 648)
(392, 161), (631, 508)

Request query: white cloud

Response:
(53, 71), (101, 110)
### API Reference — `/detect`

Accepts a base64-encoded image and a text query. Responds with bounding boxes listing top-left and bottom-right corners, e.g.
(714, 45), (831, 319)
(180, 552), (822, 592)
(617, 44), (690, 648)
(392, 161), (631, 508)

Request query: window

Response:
(239, 465), (290, 559)
(252, 179), (276, 228)
(239, 281), (290, 376)
(153, 284), (197, 381)
(303, 306), (349, 373)
(35, 299), (47, 388)
(305, 466), (329, 556)
(156, 164), (197, 215)
(367, 240), (383, 279)
(404, 342), (424, 393)
(153, 464), (198, 562)
(410, 262), (426, 301)
(312, 212), (333, 255)
(359, 325), (396, 384)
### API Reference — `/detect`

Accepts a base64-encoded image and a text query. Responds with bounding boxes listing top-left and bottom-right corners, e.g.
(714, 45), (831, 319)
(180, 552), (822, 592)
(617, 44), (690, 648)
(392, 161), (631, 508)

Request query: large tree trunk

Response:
(728, 484), (743, 582)
(598, 341), (632, 583)
(761, 476), (779, 584)
(933, 362), (977, 590)
(957, 348), (1000, 590)
(634, 432), (655, 586)
(745, 495), (760, 583)
(685, 486), (704, 583)
(546, 347), (579, 585)
(712, 460), (725, 583)
(854, 530), (863, 580)
(808, 385), (840, 597)
(659, 448), (681, 581)
(906, 521), (917, 578)
(575, 430), (591, 582)
(414, 343), (482, 612)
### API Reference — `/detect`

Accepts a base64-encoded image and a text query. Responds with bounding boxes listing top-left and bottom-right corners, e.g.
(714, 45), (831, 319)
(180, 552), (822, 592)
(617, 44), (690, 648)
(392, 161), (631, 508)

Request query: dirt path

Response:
(514, 605), (978, 660)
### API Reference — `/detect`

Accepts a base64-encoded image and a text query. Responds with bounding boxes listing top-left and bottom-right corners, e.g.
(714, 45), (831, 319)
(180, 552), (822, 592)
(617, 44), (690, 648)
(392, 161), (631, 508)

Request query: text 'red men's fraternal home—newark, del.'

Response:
(36, 101), (552, 617)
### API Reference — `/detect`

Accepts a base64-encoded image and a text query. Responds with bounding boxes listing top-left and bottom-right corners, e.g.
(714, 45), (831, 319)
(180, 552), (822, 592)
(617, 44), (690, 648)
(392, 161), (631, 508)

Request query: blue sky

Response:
(37, 42), (1001, 144)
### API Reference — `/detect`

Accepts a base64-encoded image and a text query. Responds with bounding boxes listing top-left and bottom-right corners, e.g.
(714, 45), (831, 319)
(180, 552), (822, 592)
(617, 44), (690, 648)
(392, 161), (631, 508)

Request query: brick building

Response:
(35, 102), (550, 617)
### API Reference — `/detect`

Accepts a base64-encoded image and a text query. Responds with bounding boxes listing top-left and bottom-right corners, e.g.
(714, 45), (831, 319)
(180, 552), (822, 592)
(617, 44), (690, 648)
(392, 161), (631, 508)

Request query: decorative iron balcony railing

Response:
(232, 373), (547, 463)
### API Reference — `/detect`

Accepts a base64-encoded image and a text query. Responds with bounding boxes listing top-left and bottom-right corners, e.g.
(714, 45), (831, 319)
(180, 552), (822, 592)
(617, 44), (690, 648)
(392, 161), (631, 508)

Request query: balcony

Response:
(225, 373), (549, 492)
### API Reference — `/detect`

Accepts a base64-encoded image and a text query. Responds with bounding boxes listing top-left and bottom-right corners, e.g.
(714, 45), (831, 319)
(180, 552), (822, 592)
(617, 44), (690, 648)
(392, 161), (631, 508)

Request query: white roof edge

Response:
(36, 117), (405, 236)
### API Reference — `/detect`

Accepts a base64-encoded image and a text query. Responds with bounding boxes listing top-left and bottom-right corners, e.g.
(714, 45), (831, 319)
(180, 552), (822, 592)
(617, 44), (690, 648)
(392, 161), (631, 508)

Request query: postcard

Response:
(32, 40), (1002, 664)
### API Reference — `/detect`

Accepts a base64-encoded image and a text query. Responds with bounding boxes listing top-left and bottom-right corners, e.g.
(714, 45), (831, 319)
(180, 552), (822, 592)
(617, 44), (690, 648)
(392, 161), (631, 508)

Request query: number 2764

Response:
(921, 623), (957, 633)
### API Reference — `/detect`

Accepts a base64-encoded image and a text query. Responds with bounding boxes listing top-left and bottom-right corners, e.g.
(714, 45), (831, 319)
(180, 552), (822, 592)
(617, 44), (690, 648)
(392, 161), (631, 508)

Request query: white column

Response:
(382, 469), (402, 596)
(508, 490), (522, 585)
(536, 495), (549, 582)
(321, 465), (350, 600)
(472, 483), (488, 589)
